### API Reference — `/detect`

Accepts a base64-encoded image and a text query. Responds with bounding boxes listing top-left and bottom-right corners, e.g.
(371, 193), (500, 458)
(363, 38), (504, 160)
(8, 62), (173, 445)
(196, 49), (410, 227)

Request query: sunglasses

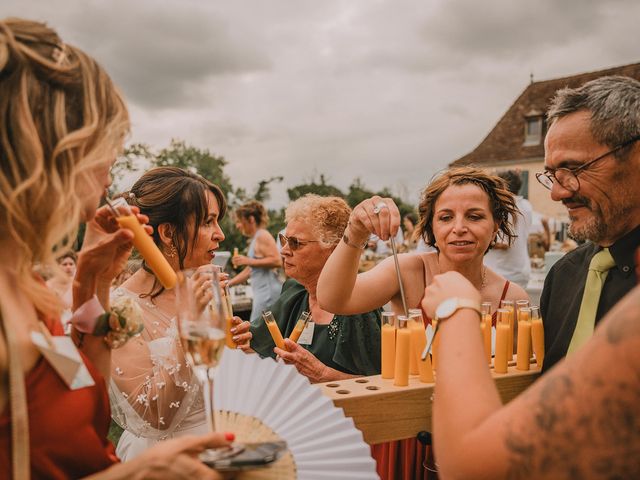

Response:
(278, 233), (320, 251)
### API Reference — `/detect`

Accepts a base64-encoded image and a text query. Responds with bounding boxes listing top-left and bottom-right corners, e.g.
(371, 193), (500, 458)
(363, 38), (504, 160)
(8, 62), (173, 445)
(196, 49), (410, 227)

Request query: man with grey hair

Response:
(537, 75), (640, 371)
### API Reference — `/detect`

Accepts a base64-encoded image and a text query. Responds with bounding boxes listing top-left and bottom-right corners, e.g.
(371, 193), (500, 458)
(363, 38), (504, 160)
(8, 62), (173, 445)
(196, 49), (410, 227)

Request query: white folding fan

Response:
(212, 349), (378, 480)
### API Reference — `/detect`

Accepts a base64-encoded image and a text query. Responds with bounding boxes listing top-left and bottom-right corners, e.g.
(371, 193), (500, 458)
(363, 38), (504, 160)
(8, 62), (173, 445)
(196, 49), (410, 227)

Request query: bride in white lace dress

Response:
(109, 167), (252, 460)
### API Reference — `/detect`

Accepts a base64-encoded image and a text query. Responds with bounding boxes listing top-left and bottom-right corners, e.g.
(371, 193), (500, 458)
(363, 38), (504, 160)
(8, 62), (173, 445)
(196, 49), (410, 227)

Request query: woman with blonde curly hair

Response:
(318, 167), (529, 480)
(250, 194), (381, 383)
(0, 18), (230, 479)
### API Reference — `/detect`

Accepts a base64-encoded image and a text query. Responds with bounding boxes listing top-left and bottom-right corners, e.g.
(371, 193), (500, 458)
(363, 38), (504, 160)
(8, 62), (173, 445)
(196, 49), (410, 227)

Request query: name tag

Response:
(297, 321), (315, 345)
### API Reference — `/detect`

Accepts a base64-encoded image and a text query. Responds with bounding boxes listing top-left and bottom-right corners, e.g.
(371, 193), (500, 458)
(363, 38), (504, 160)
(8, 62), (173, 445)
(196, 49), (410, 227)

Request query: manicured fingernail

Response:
(232, 335), (240, 342)
(230, 327), (237, 334)
(225, 432), (235, 441)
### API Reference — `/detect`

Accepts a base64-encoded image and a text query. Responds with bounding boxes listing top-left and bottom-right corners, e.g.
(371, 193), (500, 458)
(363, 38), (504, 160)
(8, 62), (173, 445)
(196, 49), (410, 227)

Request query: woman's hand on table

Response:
(275, 340), (329, 383)
(348, 195), (401, 243)
(421, 271), (481, 318)
(230, 316), (252, 351)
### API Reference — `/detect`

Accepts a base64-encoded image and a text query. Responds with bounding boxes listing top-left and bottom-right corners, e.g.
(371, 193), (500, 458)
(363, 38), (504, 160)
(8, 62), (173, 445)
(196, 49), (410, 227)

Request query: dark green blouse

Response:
(249, 279), (381, 376)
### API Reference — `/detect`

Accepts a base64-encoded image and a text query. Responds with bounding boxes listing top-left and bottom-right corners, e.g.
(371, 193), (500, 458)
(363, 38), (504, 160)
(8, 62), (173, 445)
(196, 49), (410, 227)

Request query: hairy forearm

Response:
(435, 286), (640, 480)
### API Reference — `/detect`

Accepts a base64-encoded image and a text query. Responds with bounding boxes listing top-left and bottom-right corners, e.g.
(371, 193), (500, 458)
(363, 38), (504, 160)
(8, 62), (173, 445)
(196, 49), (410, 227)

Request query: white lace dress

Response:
(109, 287), (207, 461)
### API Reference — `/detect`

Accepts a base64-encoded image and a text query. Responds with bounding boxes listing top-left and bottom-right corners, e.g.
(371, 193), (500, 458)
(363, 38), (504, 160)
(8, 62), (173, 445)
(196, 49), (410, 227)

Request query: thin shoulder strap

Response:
(499, 280), (511, 303)
(0, 308), (30, 480)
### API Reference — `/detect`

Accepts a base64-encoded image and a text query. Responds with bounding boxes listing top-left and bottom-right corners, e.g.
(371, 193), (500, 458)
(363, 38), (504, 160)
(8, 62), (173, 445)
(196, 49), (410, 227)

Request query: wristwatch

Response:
(435, 298), (482, 321)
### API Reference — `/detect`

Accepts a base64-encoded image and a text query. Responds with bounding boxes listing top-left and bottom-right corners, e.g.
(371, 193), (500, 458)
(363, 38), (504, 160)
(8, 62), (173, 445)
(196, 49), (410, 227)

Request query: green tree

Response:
(117, 139), (242, 251)
(345, 178), (375, 208)
(287, 174), (344, 201)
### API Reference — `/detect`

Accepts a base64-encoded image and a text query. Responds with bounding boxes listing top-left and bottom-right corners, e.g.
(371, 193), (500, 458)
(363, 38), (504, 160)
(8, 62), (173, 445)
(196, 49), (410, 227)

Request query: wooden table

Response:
(319, 364), (540, 444)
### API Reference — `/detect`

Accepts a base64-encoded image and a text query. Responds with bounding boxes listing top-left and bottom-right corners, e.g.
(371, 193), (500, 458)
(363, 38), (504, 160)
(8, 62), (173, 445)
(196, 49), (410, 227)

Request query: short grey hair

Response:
(547, 75), (640, 155)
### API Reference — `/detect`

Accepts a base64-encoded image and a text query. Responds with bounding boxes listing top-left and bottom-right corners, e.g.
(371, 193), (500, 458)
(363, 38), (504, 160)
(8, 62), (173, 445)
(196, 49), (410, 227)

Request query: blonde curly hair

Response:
(0, 18), (129, 316)
(285, 194), (351, 247)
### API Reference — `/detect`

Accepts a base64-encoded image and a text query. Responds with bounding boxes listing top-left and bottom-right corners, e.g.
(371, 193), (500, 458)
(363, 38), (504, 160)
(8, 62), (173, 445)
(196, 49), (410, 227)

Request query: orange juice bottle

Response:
(222, 284), (236, 349)
(480, 302), (492, 365)
(110, 197), (177, 289)
(516, 307), (531, 371)
(381, 312), (396, 379)
(393, 317), (410, 387)
(500, 300), (515, 360)
(289, 311), (311, 344)
(530, 306), (545, 369)
(408, 311), (433, 383)
(431, 319), (440, 372)
(262, 311), (285, 350)
(494, 309), (510, 374)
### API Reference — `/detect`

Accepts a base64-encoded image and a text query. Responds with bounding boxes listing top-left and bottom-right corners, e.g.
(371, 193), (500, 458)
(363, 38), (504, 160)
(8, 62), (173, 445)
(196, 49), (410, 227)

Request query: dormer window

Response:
(524, 109), (544, 146)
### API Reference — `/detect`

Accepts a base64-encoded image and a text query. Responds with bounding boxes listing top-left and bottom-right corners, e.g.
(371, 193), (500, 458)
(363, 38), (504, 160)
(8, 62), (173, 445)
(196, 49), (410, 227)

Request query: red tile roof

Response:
(450, 62), (640, 167)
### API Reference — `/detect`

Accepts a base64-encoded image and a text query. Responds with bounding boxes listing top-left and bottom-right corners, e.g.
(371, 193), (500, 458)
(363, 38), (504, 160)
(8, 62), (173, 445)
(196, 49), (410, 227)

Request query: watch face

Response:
(436, 298), (457, 319)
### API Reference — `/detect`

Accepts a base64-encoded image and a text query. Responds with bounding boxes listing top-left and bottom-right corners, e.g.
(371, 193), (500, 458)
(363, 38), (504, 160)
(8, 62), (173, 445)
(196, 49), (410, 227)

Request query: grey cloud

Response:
(42, 2), (272, 109)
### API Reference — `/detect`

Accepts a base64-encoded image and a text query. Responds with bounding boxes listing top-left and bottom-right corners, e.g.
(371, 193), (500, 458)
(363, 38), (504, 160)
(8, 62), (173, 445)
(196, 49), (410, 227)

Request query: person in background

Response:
(46, 251), (77, 329)
(230, 200), (282, 323)
(484, 170), (533, 290)
(109, 167), (252, 460)
(0, 18), (231, 479)
(537, 75), (640, 372)
(529, 210), (551, 256)
(403, 212), (419, 250)
(250, 195), (380, 382)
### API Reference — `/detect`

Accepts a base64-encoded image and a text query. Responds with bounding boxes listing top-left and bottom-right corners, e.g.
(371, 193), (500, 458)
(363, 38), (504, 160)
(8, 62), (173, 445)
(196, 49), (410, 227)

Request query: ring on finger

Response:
(372, 201), (388, 215)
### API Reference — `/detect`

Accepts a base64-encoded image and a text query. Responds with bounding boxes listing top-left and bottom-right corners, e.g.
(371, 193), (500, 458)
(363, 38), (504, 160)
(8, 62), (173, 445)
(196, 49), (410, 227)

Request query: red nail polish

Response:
(225, 432), (235, 441)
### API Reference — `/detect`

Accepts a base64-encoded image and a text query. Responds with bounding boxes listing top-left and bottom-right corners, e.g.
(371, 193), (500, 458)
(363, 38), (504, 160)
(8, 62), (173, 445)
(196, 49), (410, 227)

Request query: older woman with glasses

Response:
(249, 195), (381, 383)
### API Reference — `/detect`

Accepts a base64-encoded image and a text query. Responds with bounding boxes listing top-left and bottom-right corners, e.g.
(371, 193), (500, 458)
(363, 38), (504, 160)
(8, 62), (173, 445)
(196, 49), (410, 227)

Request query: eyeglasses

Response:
(278, 233), (320, 251)
(536, 136), (640, 192)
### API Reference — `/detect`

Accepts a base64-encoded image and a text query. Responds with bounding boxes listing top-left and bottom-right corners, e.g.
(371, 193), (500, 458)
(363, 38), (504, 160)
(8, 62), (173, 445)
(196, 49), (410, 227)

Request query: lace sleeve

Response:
(109, 288), (202, 440)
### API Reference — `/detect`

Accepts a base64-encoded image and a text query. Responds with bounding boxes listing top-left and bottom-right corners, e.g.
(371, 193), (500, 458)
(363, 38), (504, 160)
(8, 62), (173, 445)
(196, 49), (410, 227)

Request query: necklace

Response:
(480, 266), (487, 289)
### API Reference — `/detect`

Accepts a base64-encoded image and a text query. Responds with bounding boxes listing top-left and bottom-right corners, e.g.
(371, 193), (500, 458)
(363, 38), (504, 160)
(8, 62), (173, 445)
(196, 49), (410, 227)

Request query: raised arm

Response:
(232, 230), (281, 269)
(422, 272), (640, 480)
(317, 196), (411, 314)
(72, 205), (149, 380)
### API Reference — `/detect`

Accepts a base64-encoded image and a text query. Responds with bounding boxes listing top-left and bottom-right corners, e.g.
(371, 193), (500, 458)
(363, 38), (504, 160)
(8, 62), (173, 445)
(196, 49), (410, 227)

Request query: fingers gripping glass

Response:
(278, 233), (320, 251)
(536, 136), (640, 192)
(175, 265), (239, 462)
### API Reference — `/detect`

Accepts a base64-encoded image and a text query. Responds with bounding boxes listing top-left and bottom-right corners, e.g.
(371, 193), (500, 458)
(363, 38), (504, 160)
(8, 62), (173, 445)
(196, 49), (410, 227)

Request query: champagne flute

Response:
(175, 265), (230, 461)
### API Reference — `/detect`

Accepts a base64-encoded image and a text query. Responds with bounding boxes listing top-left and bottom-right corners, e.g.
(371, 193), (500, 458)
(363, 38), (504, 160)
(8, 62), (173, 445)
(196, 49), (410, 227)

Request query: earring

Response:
(167, 244), (177, 258)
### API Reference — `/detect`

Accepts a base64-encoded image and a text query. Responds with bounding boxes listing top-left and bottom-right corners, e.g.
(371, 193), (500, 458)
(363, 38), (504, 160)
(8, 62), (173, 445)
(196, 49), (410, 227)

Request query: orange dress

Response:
(0, 314), (118, 479)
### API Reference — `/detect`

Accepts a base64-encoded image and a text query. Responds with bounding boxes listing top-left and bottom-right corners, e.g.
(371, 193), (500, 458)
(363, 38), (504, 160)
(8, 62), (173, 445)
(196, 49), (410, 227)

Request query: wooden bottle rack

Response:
(319, 361), (540, 444)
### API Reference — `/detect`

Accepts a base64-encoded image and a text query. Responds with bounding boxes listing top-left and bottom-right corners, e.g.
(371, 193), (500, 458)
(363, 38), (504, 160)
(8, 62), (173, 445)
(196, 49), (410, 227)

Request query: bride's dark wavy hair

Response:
(124, 166), (227, 298)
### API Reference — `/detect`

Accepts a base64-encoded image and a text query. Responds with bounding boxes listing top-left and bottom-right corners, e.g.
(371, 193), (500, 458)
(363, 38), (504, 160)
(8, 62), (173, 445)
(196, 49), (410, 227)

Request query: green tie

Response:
(567, 248), (616, 354)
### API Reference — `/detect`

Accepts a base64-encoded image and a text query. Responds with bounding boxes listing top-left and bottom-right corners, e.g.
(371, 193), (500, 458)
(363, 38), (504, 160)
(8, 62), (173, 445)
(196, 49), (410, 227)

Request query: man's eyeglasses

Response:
(278, 233), (320, 251)
(536, 136), (640, 192)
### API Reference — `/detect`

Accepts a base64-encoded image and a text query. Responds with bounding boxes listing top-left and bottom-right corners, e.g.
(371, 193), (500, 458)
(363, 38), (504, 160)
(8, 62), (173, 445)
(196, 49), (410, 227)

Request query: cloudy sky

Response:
(3, 0), (640, 207)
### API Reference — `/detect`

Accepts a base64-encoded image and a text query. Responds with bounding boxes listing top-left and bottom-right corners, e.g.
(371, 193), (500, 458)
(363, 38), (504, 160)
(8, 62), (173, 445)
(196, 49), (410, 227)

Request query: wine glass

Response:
(175, 265), (232, 461)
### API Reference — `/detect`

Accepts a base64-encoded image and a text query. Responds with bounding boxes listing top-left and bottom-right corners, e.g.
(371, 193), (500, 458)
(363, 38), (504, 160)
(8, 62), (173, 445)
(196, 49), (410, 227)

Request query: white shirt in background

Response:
(484, 196), (532, 289)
